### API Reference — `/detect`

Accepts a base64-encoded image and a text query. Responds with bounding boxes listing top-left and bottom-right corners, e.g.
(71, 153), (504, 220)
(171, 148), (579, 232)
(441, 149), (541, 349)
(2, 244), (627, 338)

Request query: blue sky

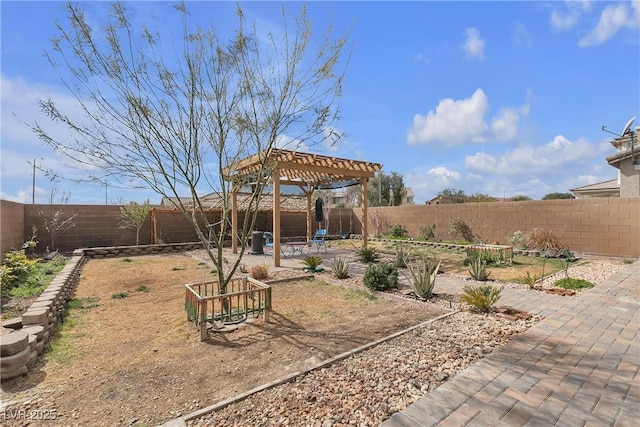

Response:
(2, 0), (639, 205)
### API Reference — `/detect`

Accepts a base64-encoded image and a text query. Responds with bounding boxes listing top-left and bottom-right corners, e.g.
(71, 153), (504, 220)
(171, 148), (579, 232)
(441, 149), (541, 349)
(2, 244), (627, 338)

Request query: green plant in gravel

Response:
(469, 257), (491, 281)
(302, 255), (324, 272)
(520, 271), (538, 290)
(393, 244), (409, 268)
(356, 247), (379, 264)
(554, 278), (594, 290)
(404, 257), (441, 299)
(331, 257), (350, 279)
(112, 292), (129, 299)
(136, 285), (150, 293)
(363, 262), (398, 291)
(459, 284), (503, 313)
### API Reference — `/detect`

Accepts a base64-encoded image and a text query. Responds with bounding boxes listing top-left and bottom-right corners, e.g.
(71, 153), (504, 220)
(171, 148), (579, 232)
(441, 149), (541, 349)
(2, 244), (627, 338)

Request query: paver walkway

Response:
(382, 260), (640, 426)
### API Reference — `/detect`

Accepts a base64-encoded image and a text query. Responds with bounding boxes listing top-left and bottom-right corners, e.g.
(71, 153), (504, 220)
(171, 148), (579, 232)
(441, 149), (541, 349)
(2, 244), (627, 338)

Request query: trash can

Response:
(251, 231), (264, 255)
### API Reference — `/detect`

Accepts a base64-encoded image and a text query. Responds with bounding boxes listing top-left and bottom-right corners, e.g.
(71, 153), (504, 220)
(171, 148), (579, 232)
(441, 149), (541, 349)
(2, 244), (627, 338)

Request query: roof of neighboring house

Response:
(160, 192), (308, 212)
(570, 179), (619, 192)
(606, 144), (639, 168)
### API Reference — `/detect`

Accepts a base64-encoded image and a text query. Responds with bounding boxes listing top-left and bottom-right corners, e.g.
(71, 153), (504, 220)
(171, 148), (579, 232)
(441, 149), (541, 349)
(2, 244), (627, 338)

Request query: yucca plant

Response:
(404, 257), (441, 299)
(302, 255), (323, 272)
(469, 257), (491, 281)
(356, 247), (379, 264)
(459, 284), (503, 313)
(331, 257), (349, 279)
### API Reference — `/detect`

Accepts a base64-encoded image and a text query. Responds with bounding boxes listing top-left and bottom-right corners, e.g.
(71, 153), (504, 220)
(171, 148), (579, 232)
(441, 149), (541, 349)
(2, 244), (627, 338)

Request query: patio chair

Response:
(262, 232), (285, 257)
(308, 229), (327, 253)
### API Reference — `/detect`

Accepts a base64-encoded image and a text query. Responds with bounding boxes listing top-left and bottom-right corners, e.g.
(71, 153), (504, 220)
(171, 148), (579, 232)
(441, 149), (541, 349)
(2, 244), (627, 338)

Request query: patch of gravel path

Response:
(186, 257), (629, 426)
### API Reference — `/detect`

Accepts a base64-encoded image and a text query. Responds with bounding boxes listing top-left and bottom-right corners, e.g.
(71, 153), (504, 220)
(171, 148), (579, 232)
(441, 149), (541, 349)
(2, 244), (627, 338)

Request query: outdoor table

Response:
(285, 242), (308, 257)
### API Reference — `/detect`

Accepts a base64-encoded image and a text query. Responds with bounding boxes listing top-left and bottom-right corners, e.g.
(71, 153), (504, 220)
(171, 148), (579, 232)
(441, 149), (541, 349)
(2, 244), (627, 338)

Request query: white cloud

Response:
(405, 166), (461, 203)
(514, 21), (532, 48)
(462, 27), (485, 60)
(579, 1), (639, 46)
(464, 135), (610, 176)
(550, 0), (593, 31)
(407, 89), (530, 146)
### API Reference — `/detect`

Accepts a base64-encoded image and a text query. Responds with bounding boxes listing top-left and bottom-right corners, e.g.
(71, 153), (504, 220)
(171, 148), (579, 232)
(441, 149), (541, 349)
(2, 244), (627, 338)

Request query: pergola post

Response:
(272, 169), (281, 267)
(306, 190), (313, 242)
(231, 187), (238, 254)
(361, 178), (368, 248)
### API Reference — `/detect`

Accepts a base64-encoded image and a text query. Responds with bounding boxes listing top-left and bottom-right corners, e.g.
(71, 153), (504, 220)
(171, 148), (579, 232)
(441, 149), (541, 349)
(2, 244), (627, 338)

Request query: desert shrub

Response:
(558, 249), (577, 262)
(419, 224), (436, 241)
(524, 228), (565, 255)
(405, 257), (441, 299)
(508, 230), (525, 249)
(554, 278), (594, 290)
(459, 284), (503, 313)
(389, 224), (408, 238)
(468, 257), (491, 281)
(357, 247), (379, 264)
(302, 255), (323, 272)
(449, 217), (474, 242)
(331, 257), (350, 279)
(250, 264), (270, 280)
(0, 250), (38, 296)
(363, 262), (398, 291)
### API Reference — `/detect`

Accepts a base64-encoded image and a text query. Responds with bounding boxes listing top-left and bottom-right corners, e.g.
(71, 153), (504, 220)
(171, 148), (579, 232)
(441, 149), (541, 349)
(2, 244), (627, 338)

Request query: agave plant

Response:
(404, 257), (441, 299)
(356, 247), (379, 264)
(331, 257), (349, 279)
(459, 284), (503, 313)
(469, 257), (491, 281)
(302, 255), (323, 272)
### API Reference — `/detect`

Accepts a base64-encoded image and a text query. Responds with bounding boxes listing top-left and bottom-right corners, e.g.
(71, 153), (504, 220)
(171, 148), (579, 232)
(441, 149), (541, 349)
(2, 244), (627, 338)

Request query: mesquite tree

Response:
(32, 2), (348, 292)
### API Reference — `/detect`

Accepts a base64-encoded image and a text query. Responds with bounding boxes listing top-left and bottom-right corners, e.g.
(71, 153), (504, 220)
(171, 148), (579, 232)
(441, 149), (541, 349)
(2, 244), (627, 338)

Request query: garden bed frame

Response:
(185, 277), (271, 341)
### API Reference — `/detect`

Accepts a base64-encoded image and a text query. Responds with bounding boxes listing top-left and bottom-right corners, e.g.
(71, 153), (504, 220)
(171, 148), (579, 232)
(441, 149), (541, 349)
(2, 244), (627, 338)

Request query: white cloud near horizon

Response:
(405, 166), (462, 202)
(464, 135), (611, 176)
(407, 89), (530, 146)
(462, 27), (485, 60)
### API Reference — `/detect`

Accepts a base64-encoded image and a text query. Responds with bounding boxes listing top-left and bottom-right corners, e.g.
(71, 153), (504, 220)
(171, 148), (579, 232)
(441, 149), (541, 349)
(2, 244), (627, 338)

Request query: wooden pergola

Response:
(223, 148), (383, 267)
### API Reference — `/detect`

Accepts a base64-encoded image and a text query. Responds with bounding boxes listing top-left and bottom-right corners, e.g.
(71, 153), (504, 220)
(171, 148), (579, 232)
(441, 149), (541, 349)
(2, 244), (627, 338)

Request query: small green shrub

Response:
(621, 258), (635, 265)
(558, 249), (577, 262)
(302, 255), (323, 272)
(331, 257), (350, 279)
(468, 257), (491, 281)
(0, 250), (38, 296)
(449, 218), (474, 242)
(405, 257), (441, 299)
(419, 224), (436, 241)
(136, 285), (150, 293)
(389, 224), (408, 238)
(554, 278), (594, 290)
(520, 271), (538, 290)
(357, 247), (379, 264)
(122, 258), (134, 263)
(459, 284), (503, 313)
(363, 262), (398, 291)
(112, 292), (129, 299)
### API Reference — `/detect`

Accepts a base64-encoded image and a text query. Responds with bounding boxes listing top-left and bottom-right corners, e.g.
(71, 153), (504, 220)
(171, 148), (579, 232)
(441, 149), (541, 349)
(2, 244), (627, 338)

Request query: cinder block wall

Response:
(3, 198), (638, 258)
(352, 197), (640, 258)
(1, 200), (25, 257)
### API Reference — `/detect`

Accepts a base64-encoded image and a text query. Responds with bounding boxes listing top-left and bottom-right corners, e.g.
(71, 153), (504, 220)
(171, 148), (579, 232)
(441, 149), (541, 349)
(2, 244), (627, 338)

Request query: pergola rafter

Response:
(223, 148), (383, 266)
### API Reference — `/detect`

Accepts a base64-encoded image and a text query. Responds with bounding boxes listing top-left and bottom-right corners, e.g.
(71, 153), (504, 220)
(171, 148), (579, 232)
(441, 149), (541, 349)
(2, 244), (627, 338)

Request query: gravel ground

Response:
(187, 258), (628, 426)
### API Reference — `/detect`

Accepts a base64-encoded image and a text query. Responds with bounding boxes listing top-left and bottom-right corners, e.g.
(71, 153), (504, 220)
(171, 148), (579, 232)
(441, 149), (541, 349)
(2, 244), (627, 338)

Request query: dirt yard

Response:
(1, 254), (444, 426)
